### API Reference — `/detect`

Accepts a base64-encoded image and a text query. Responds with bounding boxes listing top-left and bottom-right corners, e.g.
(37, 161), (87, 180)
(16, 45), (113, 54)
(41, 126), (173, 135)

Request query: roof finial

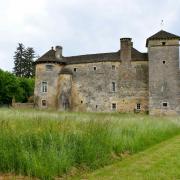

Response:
(161, 20), (164, 30)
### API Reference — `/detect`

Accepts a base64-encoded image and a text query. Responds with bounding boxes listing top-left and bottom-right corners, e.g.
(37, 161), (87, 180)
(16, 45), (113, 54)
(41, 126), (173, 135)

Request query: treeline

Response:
(0, 43), (36, 106)
(0, 69), (34, 105)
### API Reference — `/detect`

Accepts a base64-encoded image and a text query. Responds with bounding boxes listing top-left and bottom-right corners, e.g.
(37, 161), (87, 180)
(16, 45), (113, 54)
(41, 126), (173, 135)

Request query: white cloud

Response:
(0, 0), (180, 71)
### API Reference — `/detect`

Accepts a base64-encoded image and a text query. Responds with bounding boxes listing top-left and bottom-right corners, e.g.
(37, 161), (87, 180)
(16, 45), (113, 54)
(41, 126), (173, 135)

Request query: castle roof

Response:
(35, 48), (147, 65)
(35, 49), (65, 64)
(146, 30), (180, 47)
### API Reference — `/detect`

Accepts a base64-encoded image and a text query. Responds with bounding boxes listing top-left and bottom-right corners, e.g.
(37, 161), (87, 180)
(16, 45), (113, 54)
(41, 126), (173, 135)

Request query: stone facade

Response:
(34, 30), (180, 115)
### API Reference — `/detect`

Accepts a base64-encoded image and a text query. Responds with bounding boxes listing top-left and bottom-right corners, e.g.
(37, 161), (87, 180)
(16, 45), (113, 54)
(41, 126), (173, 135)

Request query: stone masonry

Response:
(34, 30), (180, 115)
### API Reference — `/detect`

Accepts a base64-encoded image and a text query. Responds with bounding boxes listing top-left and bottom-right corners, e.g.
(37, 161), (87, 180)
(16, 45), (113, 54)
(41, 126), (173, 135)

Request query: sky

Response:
(0, 0), (180, 71)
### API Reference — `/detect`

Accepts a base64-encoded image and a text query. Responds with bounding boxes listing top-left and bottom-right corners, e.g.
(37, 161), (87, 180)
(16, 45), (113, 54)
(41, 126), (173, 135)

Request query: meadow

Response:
(0, 108), (180, 179)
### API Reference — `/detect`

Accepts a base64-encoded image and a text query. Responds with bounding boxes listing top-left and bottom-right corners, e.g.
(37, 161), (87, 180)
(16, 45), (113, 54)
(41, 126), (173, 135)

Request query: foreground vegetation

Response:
(0, 108), (180, 179)
(86, 134), (180, 180)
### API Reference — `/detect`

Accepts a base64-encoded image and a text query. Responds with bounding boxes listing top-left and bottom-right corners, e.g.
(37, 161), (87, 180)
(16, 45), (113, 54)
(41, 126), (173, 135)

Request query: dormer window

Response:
(46, 64), (53, 71)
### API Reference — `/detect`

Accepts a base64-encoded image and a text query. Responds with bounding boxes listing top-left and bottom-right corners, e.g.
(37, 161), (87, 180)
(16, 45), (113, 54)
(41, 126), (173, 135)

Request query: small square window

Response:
(112, 103), (116, 110)
(42, 100), (47, 106)
(94, 67), (97, 71)
(137, 103), (141, 110)
(162, 42), (166, 46)
(163, 102), (168, 107)
(163, 61), (166, 64)
(112, 65), (115, 70)
(46, 64), (53, 71)
(74, 68), (77, 72)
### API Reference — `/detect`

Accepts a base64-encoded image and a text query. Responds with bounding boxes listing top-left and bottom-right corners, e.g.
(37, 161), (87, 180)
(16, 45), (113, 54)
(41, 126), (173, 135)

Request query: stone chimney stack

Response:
(120, 38), (132, 64)
(55, 46), (63, 60)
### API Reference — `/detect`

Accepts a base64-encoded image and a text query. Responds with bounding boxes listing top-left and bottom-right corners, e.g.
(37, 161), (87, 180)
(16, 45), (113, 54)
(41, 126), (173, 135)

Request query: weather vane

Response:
(161, 20), (164, 30)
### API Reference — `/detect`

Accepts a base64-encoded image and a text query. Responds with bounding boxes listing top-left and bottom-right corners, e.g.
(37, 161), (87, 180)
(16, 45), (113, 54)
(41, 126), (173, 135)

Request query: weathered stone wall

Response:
(34, 63), (63, 109)
(57, 74), (72, 110)
(65, 60), (148, 112)
(34, 58), (148, 112)
(148, 39), (180, 115)
(12, 103), (34, 109)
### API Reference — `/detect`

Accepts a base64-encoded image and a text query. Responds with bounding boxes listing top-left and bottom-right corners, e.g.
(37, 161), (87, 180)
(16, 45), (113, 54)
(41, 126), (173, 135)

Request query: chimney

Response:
(120, 38), (132, 64)
(55, 46), (63, 60)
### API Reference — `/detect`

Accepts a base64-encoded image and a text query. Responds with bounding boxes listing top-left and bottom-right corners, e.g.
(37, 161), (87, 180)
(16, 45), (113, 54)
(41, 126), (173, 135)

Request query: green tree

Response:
(13, 44), (36, 78)
(13, 43), (25, 77)
(16, 77), (35, 102)
(0, 69), (35, 105)
(0, 69), (19, 105)
(24, 47), (35, 77)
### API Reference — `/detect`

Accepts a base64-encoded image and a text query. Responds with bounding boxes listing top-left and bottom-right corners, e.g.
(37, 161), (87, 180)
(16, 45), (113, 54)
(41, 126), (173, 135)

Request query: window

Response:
(163, 61), (166, 64)
(162, 42), (166, 46)
(94, 67), (97, 71)
(112, 65), (115, 70)
(46, 64), (53, 71)
(81, 100), (83, 104)
(163, 102), (168, 107)
(137, 103), (141, 110)
(42, 81), (47, 93)
(112, 103), (116, 110)
(42, 100), (47, 107)
(96, 105), (98, 109)
(74, 68), (77, 72)
(112, 82), (116, 92)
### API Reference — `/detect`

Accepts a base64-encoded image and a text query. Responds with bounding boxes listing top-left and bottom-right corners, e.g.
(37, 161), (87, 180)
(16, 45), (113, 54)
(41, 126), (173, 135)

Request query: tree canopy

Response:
(0, 69), (34, 105)
(13, 43), (36, 78)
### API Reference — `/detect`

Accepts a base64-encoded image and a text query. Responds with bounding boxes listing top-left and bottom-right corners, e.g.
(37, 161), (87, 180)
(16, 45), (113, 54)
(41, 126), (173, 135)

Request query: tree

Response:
(24, 47), (35, 77)
(13, 43), (25, 77)
(0, 69), (19, 105)
(0, 69), (35, 105)
(13, 44), (36, 78)
(16, 77), (35, 102)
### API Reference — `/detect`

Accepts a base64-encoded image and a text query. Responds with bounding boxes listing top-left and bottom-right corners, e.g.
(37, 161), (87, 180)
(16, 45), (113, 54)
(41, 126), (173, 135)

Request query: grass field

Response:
(85, 134), (180, 180)
(0, 108), (180, 179)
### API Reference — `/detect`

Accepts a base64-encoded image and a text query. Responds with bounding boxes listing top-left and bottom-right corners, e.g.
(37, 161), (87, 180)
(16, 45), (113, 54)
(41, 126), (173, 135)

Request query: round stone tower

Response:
(34, 46), (65, 109)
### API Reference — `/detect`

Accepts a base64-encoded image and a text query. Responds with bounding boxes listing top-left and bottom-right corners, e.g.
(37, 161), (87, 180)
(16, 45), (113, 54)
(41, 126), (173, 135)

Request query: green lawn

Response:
(84, 135), (180, 180)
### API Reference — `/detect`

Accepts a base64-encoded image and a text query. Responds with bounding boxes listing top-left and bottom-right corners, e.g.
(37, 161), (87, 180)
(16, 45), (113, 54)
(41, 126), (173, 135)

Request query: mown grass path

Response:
(81, 135), (180, 180)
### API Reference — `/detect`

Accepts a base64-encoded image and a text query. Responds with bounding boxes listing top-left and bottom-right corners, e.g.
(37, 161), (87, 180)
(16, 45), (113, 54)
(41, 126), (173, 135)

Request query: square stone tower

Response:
(147, 30), (180, 115)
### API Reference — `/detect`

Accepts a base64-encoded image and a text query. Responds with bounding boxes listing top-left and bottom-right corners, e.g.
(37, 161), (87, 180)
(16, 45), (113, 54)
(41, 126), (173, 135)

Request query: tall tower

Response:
(147, 30), (180, 115)
(34, 46), (64, 109)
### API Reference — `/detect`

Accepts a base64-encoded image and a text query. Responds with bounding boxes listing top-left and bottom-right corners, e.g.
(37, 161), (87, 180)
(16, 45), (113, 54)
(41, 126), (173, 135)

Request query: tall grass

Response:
(0, 108), (180, 179)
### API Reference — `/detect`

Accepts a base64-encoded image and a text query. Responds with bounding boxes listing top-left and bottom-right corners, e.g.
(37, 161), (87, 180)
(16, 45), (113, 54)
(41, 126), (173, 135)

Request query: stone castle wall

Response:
(66, 61), (148, 112)
(34, 60), (149, 112)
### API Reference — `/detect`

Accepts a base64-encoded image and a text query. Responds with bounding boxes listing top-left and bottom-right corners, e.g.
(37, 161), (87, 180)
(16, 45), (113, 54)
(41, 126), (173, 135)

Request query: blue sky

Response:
(0, 0), (180, 71)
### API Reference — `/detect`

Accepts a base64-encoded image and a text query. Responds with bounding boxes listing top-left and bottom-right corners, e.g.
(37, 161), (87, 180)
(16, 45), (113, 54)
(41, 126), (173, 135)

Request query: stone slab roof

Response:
(35, 49), (64, 64)
(146, 30), (180, 47)
(35, 48), (148, 65)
